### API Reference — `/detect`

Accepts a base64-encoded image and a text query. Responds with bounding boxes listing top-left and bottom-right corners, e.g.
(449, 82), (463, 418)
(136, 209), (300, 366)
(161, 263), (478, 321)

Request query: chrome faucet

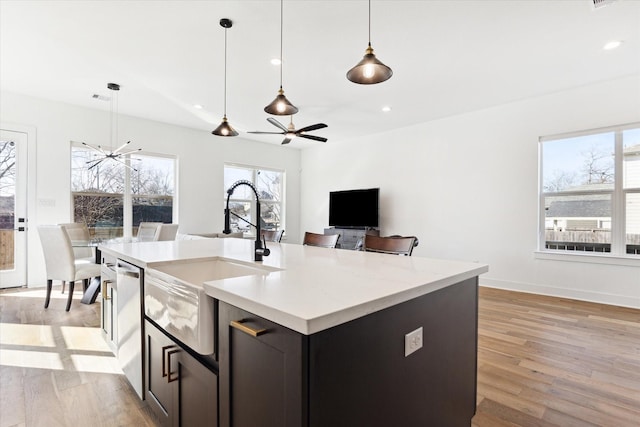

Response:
(223, 180), (270, 261)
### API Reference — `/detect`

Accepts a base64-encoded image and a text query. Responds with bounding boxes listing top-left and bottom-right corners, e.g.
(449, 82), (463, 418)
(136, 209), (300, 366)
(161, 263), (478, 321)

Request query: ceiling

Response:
(1, 0), (639, 148)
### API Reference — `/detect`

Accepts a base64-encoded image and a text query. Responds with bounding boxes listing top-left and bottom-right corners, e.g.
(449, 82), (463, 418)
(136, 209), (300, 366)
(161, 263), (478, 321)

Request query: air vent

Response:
(92, 94), (110, 101)
(592, 0), (618, 9)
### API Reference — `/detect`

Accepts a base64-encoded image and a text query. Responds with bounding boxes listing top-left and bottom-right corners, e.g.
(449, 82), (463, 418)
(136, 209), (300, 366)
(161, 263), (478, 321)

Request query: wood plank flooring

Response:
(473, 287), (640, 427)
(1, 285), (638, 426)
(0, 285), (157, 427)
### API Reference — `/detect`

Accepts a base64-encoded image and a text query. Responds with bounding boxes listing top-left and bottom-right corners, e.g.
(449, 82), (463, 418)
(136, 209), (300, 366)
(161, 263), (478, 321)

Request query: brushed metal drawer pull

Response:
(166, 348), (180, 383)
(230, 319), (267, 337)
(162, 345), (179, 378)
(101, 280), (112, 301)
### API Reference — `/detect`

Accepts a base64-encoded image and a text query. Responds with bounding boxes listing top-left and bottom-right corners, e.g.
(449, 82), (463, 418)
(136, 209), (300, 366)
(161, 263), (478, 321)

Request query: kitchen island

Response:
(100, 237), (488, 427)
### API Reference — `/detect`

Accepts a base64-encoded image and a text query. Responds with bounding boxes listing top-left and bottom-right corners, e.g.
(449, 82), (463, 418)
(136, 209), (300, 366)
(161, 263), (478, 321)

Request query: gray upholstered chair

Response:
(155, 223), (179, 241)
(59, 222), (95, 294)
(38, 225), (102, 311)
(303, 231), (339, 248)
(136, 222), (163, 242)
(261, 229), (284, 243)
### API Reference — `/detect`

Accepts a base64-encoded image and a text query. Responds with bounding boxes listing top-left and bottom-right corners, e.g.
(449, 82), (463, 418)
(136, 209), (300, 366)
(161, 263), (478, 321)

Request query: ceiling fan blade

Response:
(281, 137), (292, 145)
(267, 117), (289, 132)
(298, 134), (328, 143)
(247, 131), (285, 135)
(296, 123), (328, 133)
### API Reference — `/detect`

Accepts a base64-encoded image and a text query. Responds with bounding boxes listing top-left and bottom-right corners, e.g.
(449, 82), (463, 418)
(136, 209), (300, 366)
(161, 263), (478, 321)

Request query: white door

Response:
(0, 130), (27, 288)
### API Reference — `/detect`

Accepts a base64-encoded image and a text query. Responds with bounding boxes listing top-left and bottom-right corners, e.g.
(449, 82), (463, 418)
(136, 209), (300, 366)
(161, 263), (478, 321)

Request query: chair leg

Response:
(65, 281), (75, 312)
(83, 279), (89, 292)
(44, 279), (53, 308)
(61, 280), (66, 294)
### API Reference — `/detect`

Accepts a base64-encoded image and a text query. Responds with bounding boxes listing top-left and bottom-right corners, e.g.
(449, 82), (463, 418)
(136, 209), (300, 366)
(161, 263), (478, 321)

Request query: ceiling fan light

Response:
(212, 116), (239, 137)
(347, 44), (393, 84)
(264, 87), (299, 115)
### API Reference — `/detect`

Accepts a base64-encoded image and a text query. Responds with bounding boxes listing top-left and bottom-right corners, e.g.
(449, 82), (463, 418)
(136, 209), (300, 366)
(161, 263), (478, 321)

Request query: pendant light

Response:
(346, 0), (393, 85)
(212, 18), (239, 136)
(83, 83), (141, 171)
(264, 0), (298, 116)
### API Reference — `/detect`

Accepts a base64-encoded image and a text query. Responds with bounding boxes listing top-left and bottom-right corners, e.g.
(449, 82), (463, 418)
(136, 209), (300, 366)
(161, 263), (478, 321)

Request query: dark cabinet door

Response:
(145, 319), (176, 427)
(177, 347), (218, 427)
(145, 319), (219, 427)
(218, 302), (307, 427)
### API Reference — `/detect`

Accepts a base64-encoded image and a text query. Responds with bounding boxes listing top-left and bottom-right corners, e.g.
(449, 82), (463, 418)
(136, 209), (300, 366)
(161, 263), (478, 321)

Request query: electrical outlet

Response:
(404, 327), (423, 357)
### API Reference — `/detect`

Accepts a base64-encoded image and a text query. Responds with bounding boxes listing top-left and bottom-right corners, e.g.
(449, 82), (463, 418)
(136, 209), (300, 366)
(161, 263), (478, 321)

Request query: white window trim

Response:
(538, 122), (640, 261)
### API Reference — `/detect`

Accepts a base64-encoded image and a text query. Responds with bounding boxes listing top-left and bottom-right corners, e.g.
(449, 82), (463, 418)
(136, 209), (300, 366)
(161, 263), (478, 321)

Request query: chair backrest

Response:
(59, 222), (93, 259)
(155, 224), (179, 241)
(137, 222), (163, 242)
(362, 235), (418, 256)
(261, 229), (284, 243)
(38, 225), (77, 280)
(303, 232), (339, 248)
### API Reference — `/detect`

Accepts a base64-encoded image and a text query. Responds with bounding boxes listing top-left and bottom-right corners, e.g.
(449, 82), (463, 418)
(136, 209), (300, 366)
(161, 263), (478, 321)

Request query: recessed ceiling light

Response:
(381, 106), (392, 112)
(194, 104), (203, 109)
(603, 40), (622, 50)
(270, 58), (282, 66)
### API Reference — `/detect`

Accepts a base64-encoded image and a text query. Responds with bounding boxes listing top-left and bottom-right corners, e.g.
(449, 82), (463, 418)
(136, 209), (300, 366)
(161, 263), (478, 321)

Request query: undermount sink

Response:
(144, 258), (280, 355)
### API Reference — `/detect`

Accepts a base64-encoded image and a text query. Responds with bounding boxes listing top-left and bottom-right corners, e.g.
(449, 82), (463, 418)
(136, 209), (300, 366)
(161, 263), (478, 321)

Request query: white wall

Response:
(1, 92), (301, 286)
(301, 75), (640, 309)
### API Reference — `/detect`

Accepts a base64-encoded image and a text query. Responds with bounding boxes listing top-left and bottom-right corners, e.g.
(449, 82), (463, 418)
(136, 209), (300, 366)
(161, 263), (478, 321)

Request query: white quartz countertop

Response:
(100, 238), (488, 335)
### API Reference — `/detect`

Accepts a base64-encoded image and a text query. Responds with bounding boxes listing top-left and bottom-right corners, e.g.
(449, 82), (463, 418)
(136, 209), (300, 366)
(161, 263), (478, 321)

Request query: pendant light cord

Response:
(368, 0), (371, 44)
(279, 0), (283, 88)
(224, 26), (228, 116)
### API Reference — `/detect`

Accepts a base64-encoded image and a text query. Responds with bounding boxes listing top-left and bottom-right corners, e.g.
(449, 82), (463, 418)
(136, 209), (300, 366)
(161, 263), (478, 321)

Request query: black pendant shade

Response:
(212, 18), (238, 137)
(212, 116), (238, 137)
(346, 43), (393, 84)
(264, 0), (298, 116)
(347, 0), (392, 85)
(264, 87), (299, 115)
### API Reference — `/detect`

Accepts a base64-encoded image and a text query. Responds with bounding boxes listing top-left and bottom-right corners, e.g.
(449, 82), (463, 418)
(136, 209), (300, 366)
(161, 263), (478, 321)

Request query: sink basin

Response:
(151, 258), (276, 285)
(144, 258), (280, 354)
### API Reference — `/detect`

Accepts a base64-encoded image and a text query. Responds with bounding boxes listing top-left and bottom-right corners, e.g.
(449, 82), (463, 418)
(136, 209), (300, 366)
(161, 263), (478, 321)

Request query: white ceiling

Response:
(1, 0), (639, 147)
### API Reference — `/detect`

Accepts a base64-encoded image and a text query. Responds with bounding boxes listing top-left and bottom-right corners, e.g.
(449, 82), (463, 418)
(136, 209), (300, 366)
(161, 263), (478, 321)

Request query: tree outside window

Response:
(71, 144), (175, 238)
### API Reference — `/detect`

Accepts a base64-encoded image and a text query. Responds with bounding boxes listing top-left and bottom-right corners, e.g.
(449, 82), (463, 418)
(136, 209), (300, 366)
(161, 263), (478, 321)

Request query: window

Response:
(71, 144), (175, 239)
(223, 164), (284, 236)
(539, 123), (640, 256)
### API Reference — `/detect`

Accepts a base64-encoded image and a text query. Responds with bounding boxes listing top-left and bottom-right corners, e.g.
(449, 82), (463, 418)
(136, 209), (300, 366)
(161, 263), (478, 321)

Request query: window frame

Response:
(537, 122), (640, 262)
(224, 163), (285, 238)
(70, 142), (177, 238)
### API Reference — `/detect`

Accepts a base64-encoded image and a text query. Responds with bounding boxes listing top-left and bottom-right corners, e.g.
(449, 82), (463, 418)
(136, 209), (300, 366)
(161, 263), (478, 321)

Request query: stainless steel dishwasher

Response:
(116, 259), (144, 399)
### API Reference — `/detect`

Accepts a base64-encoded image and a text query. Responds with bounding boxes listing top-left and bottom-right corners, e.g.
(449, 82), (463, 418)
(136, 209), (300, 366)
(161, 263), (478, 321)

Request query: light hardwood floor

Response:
(1, 285), (638, 427)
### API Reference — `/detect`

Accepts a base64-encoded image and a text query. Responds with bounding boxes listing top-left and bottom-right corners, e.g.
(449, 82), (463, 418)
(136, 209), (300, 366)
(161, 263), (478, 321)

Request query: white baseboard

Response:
(479, 277), (640, 309)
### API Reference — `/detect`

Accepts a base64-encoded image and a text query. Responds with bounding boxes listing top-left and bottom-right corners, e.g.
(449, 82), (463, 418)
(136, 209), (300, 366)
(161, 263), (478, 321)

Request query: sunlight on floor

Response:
(0, 348), (64, 370)
(61, 326), (111, 352)
(0, 286), (85, 300)
(0, 323), (56, 347)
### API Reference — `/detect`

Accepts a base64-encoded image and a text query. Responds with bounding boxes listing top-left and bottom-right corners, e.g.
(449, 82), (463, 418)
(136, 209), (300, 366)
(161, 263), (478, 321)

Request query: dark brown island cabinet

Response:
(218, 277), (478, 427)
(145, 319), (218, 427)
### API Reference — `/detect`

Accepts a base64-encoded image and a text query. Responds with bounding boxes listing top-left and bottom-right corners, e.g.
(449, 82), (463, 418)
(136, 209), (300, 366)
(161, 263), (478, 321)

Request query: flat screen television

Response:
(329, 188), (379, 229)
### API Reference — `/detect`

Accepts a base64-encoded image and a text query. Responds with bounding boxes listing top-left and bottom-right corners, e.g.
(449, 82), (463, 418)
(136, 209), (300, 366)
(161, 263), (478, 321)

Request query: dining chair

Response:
(303, 231), (339, 248)
(59, 222), (96, 294)
(137, 222), (163, 242)
(261, 229), (284, 243)
(362, 234), (418, 256)
(155, 223), (179, 241)
(38, 225), (102, 311)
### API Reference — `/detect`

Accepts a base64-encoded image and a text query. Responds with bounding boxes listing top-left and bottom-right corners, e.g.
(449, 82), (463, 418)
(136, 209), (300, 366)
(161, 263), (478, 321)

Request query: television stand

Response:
(324, 228), (379, 250)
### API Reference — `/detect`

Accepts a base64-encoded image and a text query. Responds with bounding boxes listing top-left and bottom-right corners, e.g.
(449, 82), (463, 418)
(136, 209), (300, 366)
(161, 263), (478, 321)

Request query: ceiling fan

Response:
(249, 117), (328, 145)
